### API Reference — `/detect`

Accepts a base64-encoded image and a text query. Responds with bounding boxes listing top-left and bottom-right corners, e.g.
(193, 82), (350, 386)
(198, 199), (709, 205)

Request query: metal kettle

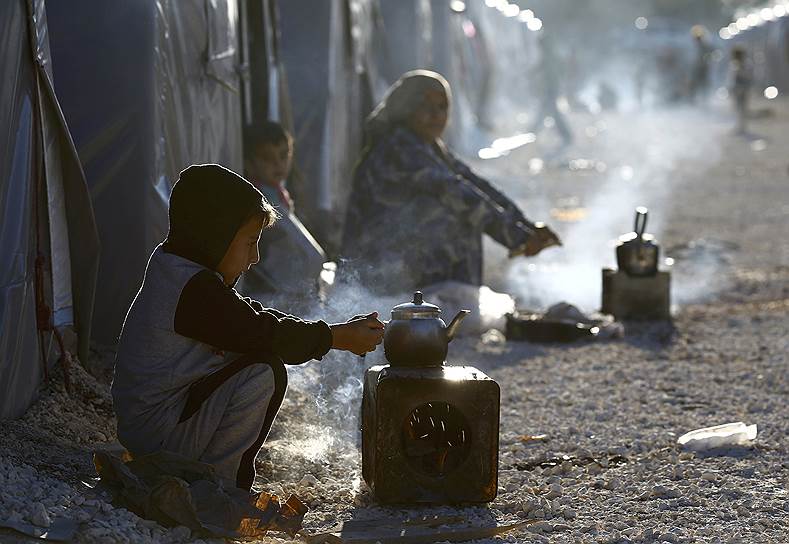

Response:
(383, 291), (470, 367)
(616, 207), (659, 276)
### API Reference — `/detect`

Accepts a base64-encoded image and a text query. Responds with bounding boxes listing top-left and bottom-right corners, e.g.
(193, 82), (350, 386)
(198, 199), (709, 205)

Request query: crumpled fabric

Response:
(341, 126), (533, 294)
(507, 302), (625, 343)
(94, 450), (307, 539)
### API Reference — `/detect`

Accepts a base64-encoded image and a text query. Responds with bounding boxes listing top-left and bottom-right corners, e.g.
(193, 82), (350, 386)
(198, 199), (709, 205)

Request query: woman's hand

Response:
(509, 223), (562, 257)
(330, 312), (385, 356)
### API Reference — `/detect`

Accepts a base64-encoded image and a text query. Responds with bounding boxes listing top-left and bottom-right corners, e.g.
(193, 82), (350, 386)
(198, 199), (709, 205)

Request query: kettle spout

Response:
(446, 310), (471, 342)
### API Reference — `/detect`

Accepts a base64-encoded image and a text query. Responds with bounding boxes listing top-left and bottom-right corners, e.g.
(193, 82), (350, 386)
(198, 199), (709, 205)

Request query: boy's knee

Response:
(241, 363), (275, 392)
(236, 361), (287, 399)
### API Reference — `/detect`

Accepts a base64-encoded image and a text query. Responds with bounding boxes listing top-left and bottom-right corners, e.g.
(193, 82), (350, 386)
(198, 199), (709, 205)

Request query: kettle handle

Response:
(634, 206), (648, 238)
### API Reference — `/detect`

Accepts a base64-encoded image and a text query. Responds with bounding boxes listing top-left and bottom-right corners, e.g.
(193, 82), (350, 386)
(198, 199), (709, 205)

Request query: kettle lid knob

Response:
(391, 291), (440, 319)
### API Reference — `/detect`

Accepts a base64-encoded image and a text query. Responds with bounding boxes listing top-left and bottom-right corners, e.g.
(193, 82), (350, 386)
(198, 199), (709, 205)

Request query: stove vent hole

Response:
(401, 401), (472, 477)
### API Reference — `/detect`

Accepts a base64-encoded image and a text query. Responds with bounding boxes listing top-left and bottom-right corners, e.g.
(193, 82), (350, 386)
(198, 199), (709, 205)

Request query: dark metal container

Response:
(616, 207), (659, 276)
(383, 291), (469, 367)
(361, 364), (500, 504)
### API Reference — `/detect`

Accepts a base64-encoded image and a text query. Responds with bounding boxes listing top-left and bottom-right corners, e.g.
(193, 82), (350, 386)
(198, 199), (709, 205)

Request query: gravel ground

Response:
(1, 97), (787, 544)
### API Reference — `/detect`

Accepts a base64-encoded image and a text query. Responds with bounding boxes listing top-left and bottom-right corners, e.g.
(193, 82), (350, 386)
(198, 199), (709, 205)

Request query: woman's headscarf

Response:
(364, 70), (452, 147)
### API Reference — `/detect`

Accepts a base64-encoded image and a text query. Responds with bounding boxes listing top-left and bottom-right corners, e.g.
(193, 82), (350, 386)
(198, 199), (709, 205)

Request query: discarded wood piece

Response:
(304, 518), (538, 544)
(518, 433), (549, 443)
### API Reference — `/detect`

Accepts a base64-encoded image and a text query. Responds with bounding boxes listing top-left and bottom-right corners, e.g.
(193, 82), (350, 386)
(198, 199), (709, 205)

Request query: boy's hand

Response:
(330, 312), (385, 356)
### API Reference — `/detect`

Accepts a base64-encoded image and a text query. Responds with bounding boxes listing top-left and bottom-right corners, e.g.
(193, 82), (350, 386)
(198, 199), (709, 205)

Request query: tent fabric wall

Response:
(241, 0), (286, 125)
(278, 0), (380, 255)
(47, 1), (159, 346)
(0, 0), (41, 420)
(48, 0), (244, 345)
(278, 0), (341, 252)
(375, 0), (433, 86)
(277, 0), (501, 252)
(1, 0), (100, 420)
(155, 0), (244, 198)
(34, 10), (101, 371)
(765, 18), (789, 92)
(428, 1), (498, 154)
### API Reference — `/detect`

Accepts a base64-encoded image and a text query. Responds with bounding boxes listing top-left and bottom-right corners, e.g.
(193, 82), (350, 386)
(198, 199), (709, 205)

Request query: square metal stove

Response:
(601, 267), (671, 320)
(361, 364), (500, 504)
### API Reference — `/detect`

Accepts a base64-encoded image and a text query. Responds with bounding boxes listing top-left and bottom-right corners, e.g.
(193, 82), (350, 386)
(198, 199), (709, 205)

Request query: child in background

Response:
(729, 46), (752, 135)
(244, 121), (296, 212)
(242, 122), (326, 306)
(112, 164), (384, 491)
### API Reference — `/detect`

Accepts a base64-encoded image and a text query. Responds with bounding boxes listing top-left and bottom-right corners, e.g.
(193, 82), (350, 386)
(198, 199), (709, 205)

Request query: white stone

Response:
(30, 502), (51, 528)
(169, 525), (191, 541)
(298, 473), (319, 487)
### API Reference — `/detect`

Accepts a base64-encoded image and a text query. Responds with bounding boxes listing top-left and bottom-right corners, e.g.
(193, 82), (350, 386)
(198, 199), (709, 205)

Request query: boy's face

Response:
(250, 141), (293, 187)
(216, 214), (265, 286)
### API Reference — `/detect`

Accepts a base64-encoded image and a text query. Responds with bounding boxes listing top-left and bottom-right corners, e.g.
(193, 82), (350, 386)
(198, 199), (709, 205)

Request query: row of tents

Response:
(720, 6), (789, 93)
(1, 0), (539, 419)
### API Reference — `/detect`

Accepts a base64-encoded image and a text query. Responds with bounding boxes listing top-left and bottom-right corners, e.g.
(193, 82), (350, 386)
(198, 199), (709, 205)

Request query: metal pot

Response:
(616, 207), (659, 276)
(384, 291), (470, 367)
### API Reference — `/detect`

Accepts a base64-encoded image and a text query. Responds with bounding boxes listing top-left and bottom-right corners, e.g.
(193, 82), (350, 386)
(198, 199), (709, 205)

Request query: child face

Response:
(216, 214), (265, 285)
(408, 89), (449, 143)
(251, 141), (293, 187)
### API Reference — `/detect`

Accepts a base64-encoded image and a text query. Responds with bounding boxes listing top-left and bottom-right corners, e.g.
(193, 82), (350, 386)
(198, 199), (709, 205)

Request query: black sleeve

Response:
(240, 296), (291, 319)
(174, 270), (333, 364)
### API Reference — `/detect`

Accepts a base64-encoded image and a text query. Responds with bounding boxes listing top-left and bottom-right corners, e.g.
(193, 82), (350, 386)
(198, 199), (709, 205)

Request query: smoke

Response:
(270, 278), (402, 475)
(504, 107), (727, 311)
(666, 238), (738, 305)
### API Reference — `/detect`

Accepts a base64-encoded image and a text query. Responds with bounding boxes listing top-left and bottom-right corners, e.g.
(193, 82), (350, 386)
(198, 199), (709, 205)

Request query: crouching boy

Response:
(111, 164), (384, 491)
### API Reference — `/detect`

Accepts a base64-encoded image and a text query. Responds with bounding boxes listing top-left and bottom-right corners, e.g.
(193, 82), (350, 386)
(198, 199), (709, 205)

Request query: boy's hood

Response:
(164, 164), (266, 270)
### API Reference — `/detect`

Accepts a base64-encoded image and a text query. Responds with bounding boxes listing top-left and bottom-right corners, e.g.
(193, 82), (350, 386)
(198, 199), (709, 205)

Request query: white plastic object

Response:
(677, 422), (757, 451)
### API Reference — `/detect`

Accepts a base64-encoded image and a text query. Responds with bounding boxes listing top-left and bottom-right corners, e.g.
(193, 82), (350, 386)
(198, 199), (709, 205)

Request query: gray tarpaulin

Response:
(0, 0), (100, 419)
(278, 0), (500, 252)
(48, 0), (243, 345)
(278, 0), (354, 254)
(0, 0), (39, 420)
(279, 0), (384, 254)
(376, 0), (434, 87)
(241, 0), (288, 126)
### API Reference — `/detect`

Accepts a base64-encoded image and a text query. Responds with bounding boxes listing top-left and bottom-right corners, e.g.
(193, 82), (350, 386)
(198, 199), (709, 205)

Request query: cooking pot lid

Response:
(391, 291), (441, 319)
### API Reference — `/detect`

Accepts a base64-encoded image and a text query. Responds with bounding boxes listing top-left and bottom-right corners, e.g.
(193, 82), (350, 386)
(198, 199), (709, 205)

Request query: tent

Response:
(723, 14), (789, 93)
(0, 0), (100, 419)
(47, 0), (244, 345)
(240, 0), (289, 127)
(765, 17), (789, 92)
(277, 0), (493, 252)
(277, 0), (507, 251)
(277, 0), (412, 255)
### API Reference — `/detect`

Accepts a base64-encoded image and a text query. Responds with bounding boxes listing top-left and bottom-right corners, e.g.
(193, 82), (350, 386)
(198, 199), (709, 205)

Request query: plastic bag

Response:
(677, 422), (757, 451)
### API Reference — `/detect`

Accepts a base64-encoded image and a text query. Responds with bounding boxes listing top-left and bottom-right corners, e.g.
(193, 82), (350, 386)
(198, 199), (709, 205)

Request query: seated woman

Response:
(341, 70), (559, 294)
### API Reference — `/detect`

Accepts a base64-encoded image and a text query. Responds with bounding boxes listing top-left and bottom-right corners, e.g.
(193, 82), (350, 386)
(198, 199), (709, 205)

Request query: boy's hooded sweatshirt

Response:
(112, 164), (332, 456)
